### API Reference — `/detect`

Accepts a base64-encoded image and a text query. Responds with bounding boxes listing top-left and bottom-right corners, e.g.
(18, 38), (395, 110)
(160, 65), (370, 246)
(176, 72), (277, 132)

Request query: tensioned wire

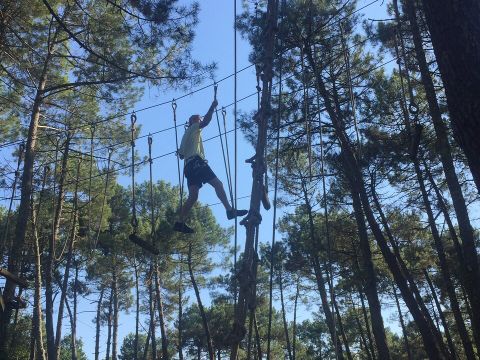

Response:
(0, 54), (398, 202)
(0, 0), (382, 150)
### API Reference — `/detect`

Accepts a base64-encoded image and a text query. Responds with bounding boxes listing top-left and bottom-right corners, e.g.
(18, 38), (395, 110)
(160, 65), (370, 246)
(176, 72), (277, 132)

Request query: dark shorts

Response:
(184, 156), (217, 188)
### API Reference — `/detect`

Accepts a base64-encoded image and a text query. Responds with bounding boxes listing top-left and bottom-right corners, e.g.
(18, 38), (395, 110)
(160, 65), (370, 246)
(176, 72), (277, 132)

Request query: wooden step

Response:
(129, 234), (159, 255)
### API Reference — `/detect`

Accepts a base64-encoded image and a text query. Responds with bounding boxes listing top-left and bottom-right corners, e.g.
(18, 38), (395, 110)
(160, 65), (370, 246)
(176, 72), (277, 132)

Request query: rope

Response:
(94, 147), (112, 248)
(87, 123), (96, 245)
(130, 113), (139, 233)
(213, 85), (234, 205)
(233, 0), (239, 308)
(172, 100), (184, 215)
(148, 135), (156, 245)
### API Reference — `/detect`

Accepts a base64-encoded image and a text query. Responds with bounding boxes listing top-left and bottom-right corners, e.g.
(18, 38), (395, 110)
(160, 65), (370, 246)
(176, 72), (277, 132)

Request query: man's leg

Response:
(174, 185), (199, 233)
(208, 177), (248, 219)
(179, 185), (200, 221)
(208, 177), (232, 210)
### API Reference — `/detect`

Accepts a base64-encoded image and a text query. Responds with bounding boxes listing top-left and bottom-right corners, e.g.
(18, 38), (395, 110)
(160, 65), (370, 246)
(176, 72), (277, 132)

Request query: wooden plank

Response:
(129, 234), (159, 255)
(0, 268), (28, 288)
(0, 294), (4, 312)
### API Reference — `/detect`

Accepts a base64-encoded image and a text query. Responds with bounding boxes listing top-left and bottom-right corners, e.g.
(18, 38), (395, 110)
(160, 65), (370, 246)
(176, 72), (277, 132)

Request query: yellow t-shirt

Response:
(178, 122), (205, 162)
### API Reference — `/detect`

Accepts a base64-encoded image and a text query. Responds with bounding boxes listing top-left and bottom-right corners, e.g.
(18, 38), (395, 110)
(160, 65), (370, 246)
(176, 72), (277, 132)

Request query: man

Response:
(174, 96), (247, 233)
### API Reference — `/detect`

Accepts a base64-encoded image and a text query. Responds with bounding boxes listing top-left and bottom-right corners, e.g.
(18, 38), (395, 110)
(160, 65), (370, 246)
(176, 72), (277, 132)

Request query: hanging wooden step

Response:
(0, 268), (28, 288)
(0, 294), (5, 312)
(129, 234), (159, 255)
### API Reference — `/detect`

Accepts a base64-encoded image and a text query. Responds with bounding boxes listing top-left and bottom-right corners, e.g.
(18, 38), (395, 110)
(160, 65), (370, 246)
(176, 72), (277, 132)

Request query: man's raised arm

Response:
(200, 99), (218, 128)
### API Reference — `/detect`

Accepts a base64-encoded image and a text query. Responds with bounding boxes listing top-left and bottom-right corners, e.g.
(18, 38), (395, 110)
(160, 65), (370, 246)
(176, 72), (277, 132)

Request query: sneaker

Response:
(174, 222), (195, 234)
(227, 209), (248, 220)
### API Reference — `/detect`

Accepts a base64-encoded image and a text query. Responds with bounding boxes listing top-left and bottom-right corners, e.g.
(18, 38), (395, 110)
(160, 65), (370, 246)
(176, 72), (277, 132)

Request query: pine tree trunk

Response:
(311, 256), (345, 360)
(112, 268), (119, 360)
(393, 287), (413, 360)
(55, 160), (80, 359)
(350, 190), (390, 359)
(188, 243), (214, 360)
(357, 286), (376, 360)
(420, 0), (480, 192)
(148, 267), (157, 360)
(134, 259), (139, 360)
(106, 288), (113, 360)
(71, 260), (79, 360)
(31, 203), (46, 360)
(94, 288), (104, 360)
(0, 29), (55, 354)
(230, 2), (277, 357)
(424, 270), (458, 359)
(178, 260), (184, 360)
(155, 262), (169, 360)
(404, 0), (480, 350)
(278, 265), (293, 360)
(292, 277), (299, 360)
(305, 45), (447, 359)
(46, 135), (71, 360)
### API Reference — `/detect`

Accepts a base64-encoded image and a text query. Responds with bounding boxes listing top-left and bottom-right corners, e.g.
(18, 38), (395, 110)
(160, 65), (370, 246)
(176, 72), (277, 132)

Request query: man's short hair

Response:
(189, 115), (200, 125)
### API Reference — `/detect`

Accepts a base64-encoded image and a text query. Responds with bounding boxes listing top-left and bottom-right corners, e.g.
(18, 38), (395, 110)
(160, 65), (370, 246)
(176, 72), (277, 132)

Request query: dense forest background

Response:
(1, 0), (480, 359)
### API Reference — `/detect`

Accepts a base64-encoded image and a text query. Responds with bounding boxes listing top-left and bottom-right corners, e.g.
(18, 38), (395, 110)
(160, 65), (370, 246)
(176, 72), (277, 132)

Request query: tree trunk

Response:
(230, 1), (277, 358)
(311, 256), (345, 360)
(0, 31), (55, 355)
(94, 288), (104, 360)
(278, 265), (293, 360)
(71, 260), (79, 360)
(155, 262), (169, 360)
(31, 200), (47, 360)
(404, 0), (480, 351)
(188, 243), (214, 360)
(178, 260), (184, 360)
(350, 190), (390, 359)
(393, 287), (413, 360)
(305, 45), (447, 359)
(55, 159), (80, 359)
(45, 135), (71, 360)
(112, 267), (119, 360)
(148, 266), (157, 360)
(292, 277), (299, 360)
(424, 270), (458, 359)
(134, 259), (139, 360)
(357, 287), (376, 360)
(106, 288), (113, 360)
(420, 0), (480, 192)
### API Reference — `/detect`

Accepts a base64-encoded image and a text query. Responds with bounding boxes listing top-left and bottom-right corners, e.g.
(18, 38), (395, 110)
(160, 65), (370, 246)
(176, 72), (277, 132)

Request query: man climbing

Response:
(174, 94), (247, 233)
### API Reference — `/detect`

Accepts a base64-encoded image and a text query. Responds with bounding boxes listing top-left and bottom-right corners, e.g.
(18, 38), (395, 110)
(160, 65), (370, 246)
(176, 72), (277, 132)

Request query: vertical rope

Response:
(233, 0), (239, 307)
(172, 100), (184, 214)
(94, 147), (112, 247)
(87, 123), (95, 247)
(130, 113), (139, 234)
(148, 135), (156, 244)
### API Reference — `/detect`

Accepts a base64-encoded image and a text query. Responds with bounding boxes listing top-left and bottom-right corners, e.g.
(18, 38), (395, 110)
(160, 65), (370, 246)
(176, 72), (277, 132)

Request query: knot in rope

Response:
(171, 99), (177, 112)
